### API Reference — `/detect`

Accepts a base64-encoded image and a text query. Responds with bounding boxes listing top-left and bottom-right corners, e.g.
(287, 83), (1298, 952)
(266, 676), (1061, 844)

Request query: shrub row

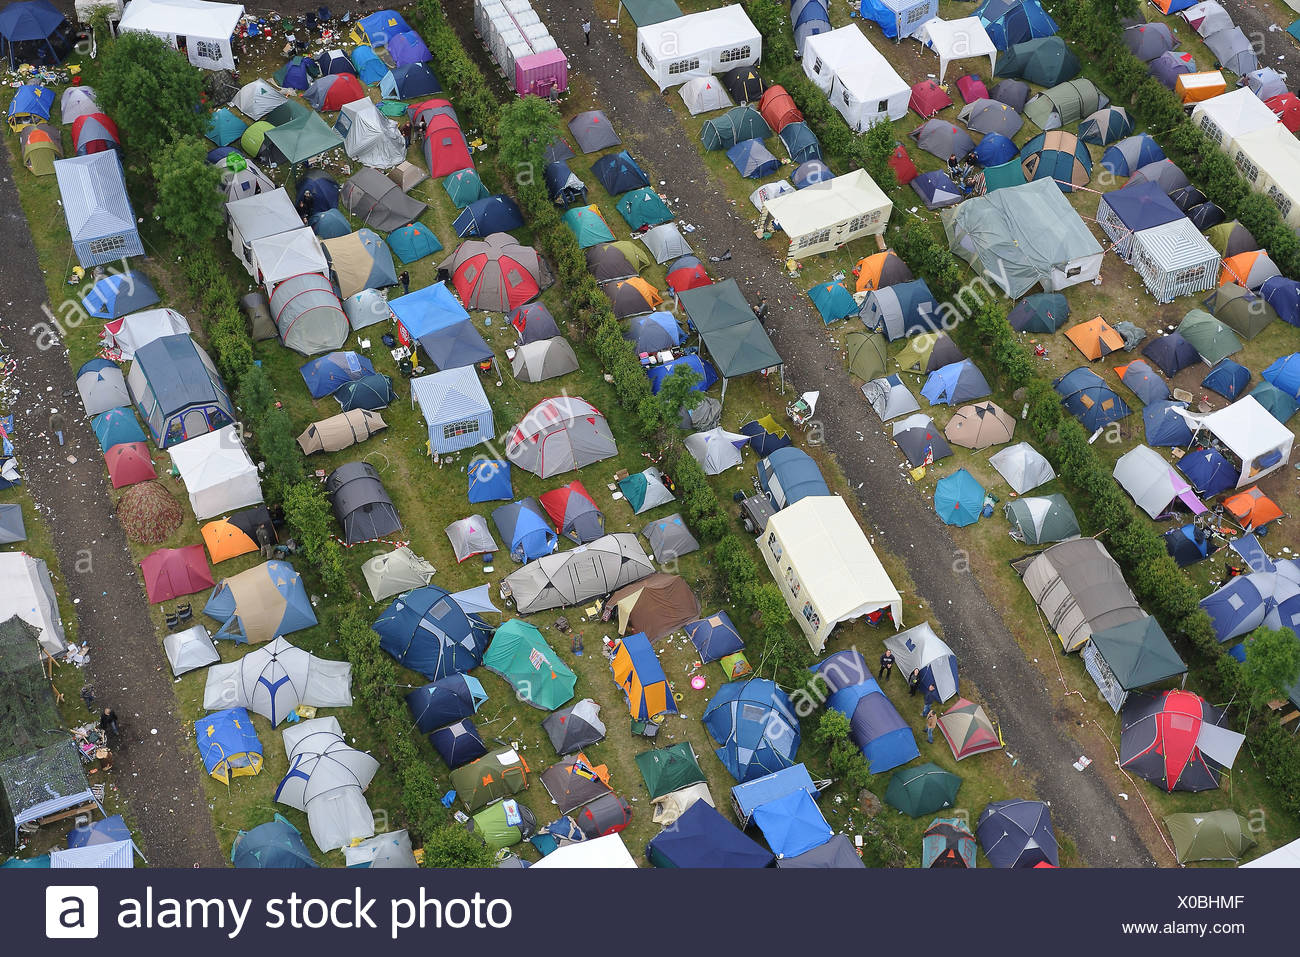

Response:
(412, 0), (501, 138)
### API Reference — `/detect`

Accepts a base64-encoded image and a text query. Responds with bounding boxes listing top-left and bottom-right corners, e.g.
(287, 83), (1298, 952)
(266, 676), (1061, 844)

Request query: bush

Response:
(96, 31), (210, 162)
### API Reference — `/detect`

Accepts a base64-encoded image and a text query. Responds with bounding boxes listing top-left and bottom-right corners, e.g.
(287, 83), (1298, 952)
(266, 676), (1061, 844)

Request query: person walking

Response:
(878, 648), (895, 681)
(400, 120), (411, 148)
(907, 668), (922, 696)
(925, 708), (938, 745)
(49, 410), (65, 447)
(582, 18), (592, 45)
(921, 682), (940, 717)
(399, 270), (410, 295)
(99, 706), (120, 738)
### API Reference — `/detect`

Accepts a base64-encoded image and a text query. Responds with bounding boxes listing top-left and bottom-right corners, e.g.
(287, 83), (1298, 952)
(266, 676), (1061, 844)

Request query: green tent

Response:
(609, 239), (651, 273)
(678, 279), (782, 382)
(616, 187), (673, 231)
(1088, 617), (1187, 694)
(563, 205), (617, 248)
(1250, 381), (1298, 423)
(264, 111), (344, 165)
(443, 169), (489, 209)
(845, 330), (887, 380)
(982, 158), (1027, 192)
(241, 120), (275, 156)
(1205, 221), (1258, 259)
(470, 800), (536, 849)
(1202, 283), (1277, 340)
(1023, 79), (1103, 131)
(206, 107), (247, 147)
(994, 37), (1081, 87)
(1004, 494), (1080, 545)
(449, 750), (529, 812)
(897, 331), (963, 374)
(1164, 810), (1256, 864)
(884, 763), (962, 818)
(1176, 310), (1242, 365)
(378, 100), (408, 119)
(635, 741), (707, 799)
(619, 0), (682, 26)
(482, 620), (576, 712)
(265, 98), (312, 128)
(700, 106), (772, 151)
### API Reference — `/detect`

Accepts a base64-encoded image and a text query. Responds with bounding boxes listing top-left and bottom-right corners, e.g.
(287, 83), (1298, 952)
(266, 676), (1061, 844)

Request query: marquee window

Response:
(667, 57), (701, 76)
(442, 419), (480, 440)
(719, 46), (751, 64)
(195, 40), (222, 61)
(88, 235), (128, 256)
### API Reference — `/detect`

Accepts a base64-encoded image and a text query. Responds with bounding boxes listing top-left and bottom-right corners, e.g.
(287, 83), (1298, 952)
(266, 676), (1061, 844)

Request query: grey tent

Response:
(503, 533), (654, 613)
(297, 408), (387, 455)
(1005, 494), (1079, 544)
(511, 337), (579, 383)
(0, 504), (25, 544)
(568, 110), (622, 152)
(126, 335), (236, 448)
(543, 698), (606, 755)
(505, 396), (617, 478)
(991, 78), (1031, 112)
(1085, 616), (1187, 712)
(1203, 27), (1258, 76)
(361, 546), (436, 601)
(418, 320), (494, 372)
(1023, 79), (1106, 130)
(640, 223), (693, 264)
(641, 513), (700, 563)
(0, 555), (68, 658)
(777, 832), (866, 868)
(342, 167), (428, 232)
(959, 99), (1023, 138)
(618, 467), (677, 514)
(892, 413), (953, 468)
(1017, 538), (1144, 651)
(1128, 159), (1188, 194)
(326, 462), (401, 545)
(162, 624), (220, 677)
(445, 515), (499, 563)
(588, 243), (638, 282)
(910, 119), (976, 161)
(679, 396), (723, 431)
(510, 303), (561, 344)
(76, 359), (130, 416)
(277, 717), (379, 852)
(685, 428), (747, 474)
(863, 374), (920, 421)
(242, 292), (277, 340)
(989, 442), (1055, 494)
(1123, 22), (1176, 61)
(269, 273), (349, 356)
(1113, 445), (1200, 519)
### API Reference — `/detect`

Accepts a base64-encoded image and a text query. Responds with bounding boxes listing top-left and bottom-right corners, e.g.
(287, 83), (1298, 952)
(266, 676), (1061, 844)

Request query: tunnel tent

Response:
(269, 272), (349, 356)
(1017, 538), (1144, 651)
(1023, 78), (1105, 130)
(297, 408), (387, 456)
(700, 105), (772, 152)
(1005, 493), (1080, 544)
(327, 461), (401, 545)
(504, 534), (654, 615)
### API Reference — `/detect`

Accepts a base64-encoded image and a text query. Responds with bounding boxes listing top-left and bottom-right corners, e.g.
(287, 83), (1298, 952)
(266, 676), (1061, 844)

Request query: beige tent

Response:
(510, 337), (579, 383)
(297, 408), (387, 455)
(609, 573), (701, 641)
(651, 781), (715, 825)
(387, 161), (428, 192)
(944, 401), (1014, 450)
(361, 546), (436, 602)
(321, 229), (398, 300)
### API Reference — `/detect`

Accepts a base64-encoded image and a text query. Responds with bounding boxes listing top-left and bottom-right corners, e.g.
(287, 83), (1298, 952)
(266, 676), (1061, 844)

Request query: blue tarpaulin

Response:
(752, 788), (833, 859)
(646, 354), (716, 394)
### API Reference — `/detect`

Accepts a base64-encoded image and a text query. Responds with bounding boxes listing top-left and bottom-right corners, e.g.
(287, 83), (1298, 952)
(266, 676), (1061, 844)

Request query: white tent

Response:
(917, 17), (997, 82)
(760, 494), (902, 652)
(232, 79), (287, 119)
(1227, 125), (1300, 233)
(411, 367), (495, 455)
(361, 546), (436, 603)
(1175, 395), (1294, 488)
(1191, 88), (1280, 150)
(226, 188), (302, 277)
(342, 829), (418, 868)
(203, 636), (353, 726)
(0, 552), (67, 656)
(118, 0), (245, 70)
(636, 6), (762, 91)
(749, 179), (795, 212)
(336, 99), (407, 169)
(885, 621), (958, 701)
(250, 227), (328, 289)
(532, 833), (638, 868)
(100, 308), (190, 361)
(168, 425), (264, 520)
(1113, 445), (1205, 520)
(801, 25), (910, 130)
(277, 716), (379, 852)
(1241, 836), (1300, 868)
(684, 428), (747, 474)
(989, 442), (1056, 494)
(162, 624), (220, 676)
(680, 75), (734, 115)
(1130, 219), (1220, 304)
(760, 169), (892, 259)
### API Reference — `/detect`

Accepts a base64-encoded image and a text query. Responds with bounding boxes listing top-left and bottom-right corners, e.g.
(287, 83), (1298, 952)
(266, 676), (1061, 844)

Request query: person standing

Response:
(878, 648), (895, 681)
(49, 410), (65, 446)
(255, 523), (274, 560)
(400, 120), (411, 148)
(99, 707), (119, 738)
(922, 682), (940, 717)
(399, 270), (410, 295)
(925, 708), (938, 744)
(907, 668), (922, 696)
(582, 18), (592, 45)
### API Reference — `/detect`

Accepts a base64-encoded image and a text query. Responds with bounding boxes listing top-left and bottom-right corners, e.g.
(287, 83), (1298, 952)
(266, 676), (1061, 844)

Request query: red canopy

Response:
(139, 545), (214, 604)
(909, 80), (952, 118)
(104, 441), (156, 489)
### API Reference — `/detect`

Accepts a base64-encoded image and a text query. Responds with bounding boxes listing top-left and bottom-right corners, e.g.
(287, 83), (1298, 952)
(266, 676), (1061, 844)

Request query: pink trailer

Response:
(515, 48), (569, 97)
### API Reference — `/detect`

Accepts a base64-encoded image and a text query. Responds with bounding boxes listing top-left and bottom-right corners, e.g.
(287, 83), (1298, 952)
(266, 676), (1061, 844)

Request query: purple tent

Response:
(389, 30), (431, 67)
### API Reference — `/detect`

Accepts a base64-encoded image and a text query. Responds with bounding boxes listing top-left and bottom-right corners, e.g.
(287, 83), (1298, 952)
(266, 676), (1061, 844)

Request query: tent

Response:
(1151, 50), (1198, 90)
(977, 0), (1057, 50)
(758, 447), (828, 510)
(116, 481), (184, 544)
(53, 150), (143, 266)
(542, 162), (587, 209)
(1142, 332), (1200, 378)
(1005, 493), (1079, 544)
(361, 547), (436, 602)
(563, 205), (617, 250)
(935, 469), (985, 527)
(640, 224), (693, 265)
(59, 86), (98, 126)
(685, 612), (744, 664)
(0, 504), (25, 544)
(234, 79), (289, 119)
(1118, 361), (1171, 405)
(752, 788), (833, 860)
(140, 545), (213, 604)
(616, 186), (674, 229)
(341, 167), (426, 232)
(702, 678), (800, 783)
(814, 652), (918, 772)
(117, 0), (243, 70)
(618, 467), (676, 514)
(504, 533), (653, 614)
(910, 119), (976, 162)
(886, 621), (959, 701)
(543, 699), (607, 755)
(684, 427), (746, 475)
(592, 150), (650, 196)
(610, 632), (676, 721)
(918, 16), (998, 83)
(1221, 250), (1280, 291)
(168, 425), (262, 520)
(1177, 311), (1240, 365)
(860, 280), (940, 342)
(1096, 181), (1184, 257)
(195, 708), (263, 784)
(0, 552), (66, 655)
(77, 359), (130, 419)
(700, 106), (771, 152)
(1128, 219), (1221, 303)
(610, 573), (700, 640)
(923, 817), (977, 868)
(267, 272), (348, 356)
(807, 281), (858, 324)
(320, 228), (397, 300)
(1204, 283), (1277, 339)
(910, 170), (964, 211)
(1053, 366), (1132, 430)
(665, 255), (713, 294)
(251, 226), (329, 290)
(336, 98), (405, 168)
(203, 561), (316, 644)
(922, 359), (992, 406)
(343, 830), (418, 868)
(962, 98), (1023, 138)
(1113, 444), (1204, 519)
(790, 0), (831, 54)
(442, 232), (545, 313)
(532, 832), (636, 868)
(886, 763), (962, 817)
(326, 461), (401, 545)
(1199, 358), (1251, 403)
(635, 6), (761, 90)
(1007, 293), (1070, 333)
(1018, 537), (1143, 651)
(505, 396), (617, 478)
(1180, 395), (1294, 487)
(892, 413), (953, 468)
(723, 64), (766, 104)
(680, 75), (733, 115)
(1020, 130), (1090, 191)
(758, 84), (803, 133)
(203, 636), (351, 725)
(1165, 810), (1256, 864)
(492, 498), (557, 563)
(977, 799), (1058, 867)
(971, 131), (1018, 167)
(206, 107), (246, 148)
(82, 272), (158, 323)
(1178, 448), (1237, 497)
(6, 83), (52, 132)
(469, 799), (535, 849)
(297, 408), (387, 456)
(1065, 317), (1125, 362)
(453, 195), (524, 238)
(724, 138), (779, 180)
(409, 366), (493, 455)
(483, 619), (576, 711)
(568, 109), (622, 152)
(758, 169), (893, 259)
(467, 459), (512, 504)
(994, 36), (1079, 86)
(910, 79), (952, 118)
(200, 506), (275, 565)
(540, 481), (604, 543)
(276, 717), (379, 852)
(351, 44), (387, 84)
(1224, 486), (1284, 530)
(1120, 690), (1242, 792)
(899, 332), (965, 374)
(274, 55), (319, 91)
(802, 25), (910, 128)
(92, 406), (145, 451)
(1203, 26), (1258, 75)
(421, 112), (473, 177)
(945, 400), (1014, 450)
(1023, 78), (1105, 131)
(19, 121), (61, 175)
(645, 800), (773, 868)
(779, 121), (823, 164)
(334, 373), (395, 412)
(405, 673), (487, 733)
(1241, 836), (1300, 868)
(1124, 21), (1176, 61)
(1146, 399), (1196, 447)
(1085, 616), (1187, 712)
(863, 375), (920, 422)
(380, 63), (441, 101)
(70, 112), (121, 158)
(0, 1), (69, 68)
(1247, 381), (1298, 424)
(231, 815), (316, 868)
(373, 585), (491, 680)
(299, 351), (375, 399)
(1078, 106), (1132, 146)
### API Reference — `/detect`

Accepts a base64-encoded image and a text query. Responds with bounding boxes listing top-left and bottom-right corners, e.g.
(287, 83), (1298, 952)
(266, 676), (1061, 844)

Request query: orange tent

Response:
(1066, 317), (1125, 361)
(854, 251), (913, 292)
(1219, 250), (1280, 289)
(201, 506), (277, 563)
(1224, 487), (1283, 530)
(757, 84), (803, 133)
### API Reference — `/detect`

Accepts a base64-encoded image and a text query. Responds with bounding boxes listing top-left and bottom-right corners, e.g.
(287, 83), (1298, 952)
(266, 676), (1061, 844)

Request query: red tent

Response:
(71, 113), (121, 153)
(909, 80), (952, 118)
(956, 75), (989, 104)
(888, 145), (919, 185)
(317, 74), (364, 110)
(424, 113), (474, 177)
(1266, 93), (1300, 133)
(665, 255), (712, 294)
(538, 480), (605, 542)
(104, 441), (156, 489)
(139, 545), (214, 604)
(1120, 690), (1225, 792)
(757, 84), (803, 133)
(450, 246), (540, 311)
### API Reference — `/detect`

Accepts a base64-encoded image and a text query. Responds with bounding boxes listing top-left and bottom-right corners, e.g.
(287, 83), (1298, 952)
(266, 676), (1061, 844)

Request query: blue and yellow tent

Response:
(610, 632), (676, 721)
(196, 707), (263, 784)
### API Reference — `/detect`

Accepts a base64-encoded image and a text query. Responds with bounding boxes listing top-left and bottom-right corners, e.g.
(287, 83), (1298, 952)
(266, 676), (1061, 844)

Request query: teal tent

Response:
(885, 763), (962, 817)
(616, 187), (672, 230)
(387, 223), (443, 263)
(482, 619), (576, 711)
(207, 108), (247, 147)
(807, 281), (857, 324)
(563, 205), (616, 248)
(264, 112), (344, 165)
(934, 469), (985, 526)
(443, 168), (489, 209)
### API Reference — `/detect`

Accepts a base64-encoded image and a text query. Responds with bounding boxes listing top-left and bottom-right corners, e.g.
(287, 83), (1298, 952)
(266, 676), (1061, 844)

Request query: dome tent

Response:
(703, 679), (800, 783)
(505, 397), (617, 478)
(372, 585), (491, 681)
(231, 815), (316, 869)
(492, 497), (557, 563)
(202, 637), (352, 726)
(203, 561), (317, 644)
(977, 799), (1058, 867)
(483, 619), (576, 711)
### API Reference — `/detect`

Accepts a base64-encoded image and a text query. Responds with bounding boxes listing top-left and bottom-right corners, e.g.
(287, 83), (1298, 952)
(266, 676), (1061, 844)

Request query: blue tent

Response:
(380, 64), (441, 100)
(194, 707), (263, 782)
(1165, 523), (1216, 568)
(857, 0), (923, 41)
(591, 150), (649, 195)
(911, 170), (964, 210)
(922, 360), (992, 405)
(296, 174), (339, 215)
(418, 319), (493, 372)
(82, 271), (159, 319)
(1143, 333), (1200, 378)
(935, 469), (985, 527)
(861, 278), (943, 340)
(453, 195), (524, 237)
(299, 351), (376, 398)
(7, 82), (51, 124)
(406, 673), (488, 732)
(779, 121), (822, 164)
(1119, 359), (1170, 404)
(0, 1), (67, 68)
(1201, 575), (1268, 641)
(792, 159), (832, 189)
(807, 281), (858, 324)
(1249, 381), (1298, 423)
(357, 9), (411, 45)
(91, 407), (145, 451)
(752, 788), (833, 860)
(646, 354), (717, 394)
(335, 373), (395, 412)
(1202, 360), (1250, 400)
(703, 679), (801, 783)
(492, 498), (558, 562)
(1178, 448), (1237, 497)
(616, 187), (673, 229)
(1260, 276), (1300, 327)
(685, 611), (744, 663)
(66, 814), (132, 850)
(387, 223), (443, 263)
(1143, 399), (1193, 447)
(973, 132), (1018, 167)
(1263, 353), (1300, 398)
(977, 799), (1058, 868)
(1054, 367), (1131, 430)
(310, 209), (351, 239)
(429, 718), (487, 768)
(276, 56), (317, 91)
(740, 418), (793, 457)
(373, 584), (492, 680)
(0, 854), (49, 867)
(351, 45), (388, 85)
(390, 281), (470, 340)
(204, 561), (318, 643)
(232, 814), (317, 868)
(978, 0), (1058, 50)
(207, 146), (240, 164)
(626, 312), (684, 353)
(731, 764), (820, 826)
(544, 161), (587, 208)
(646, 801), (774, 868)
(206, 108), (248, 147)
(759, 446), (828, 509)
(1101, 134), (1164, 177)
(444, 169), (489, 209)
(822, 676), (920, 774)
(467, 459), (512, 503)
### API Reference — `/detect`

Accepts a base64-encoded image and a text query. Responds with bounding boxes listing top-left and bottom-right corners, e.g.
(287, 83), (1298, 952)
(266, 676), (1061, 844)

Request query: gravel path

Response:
(0, 150), (223, 867)
(465, 3), (1156, 866)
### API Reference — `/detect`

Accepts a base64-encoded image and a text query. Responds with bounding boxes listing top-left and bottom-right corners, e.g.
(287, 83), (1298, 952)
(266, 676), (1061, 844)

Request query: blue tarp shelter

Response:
(645, 800), (774, 868)
(492, 498), (558, 562)
(299, 351), (375, 399)
(752, 787), (833, 859)
(731, 763), (820, 826)
(53, 150), (144, 266)
(703, 679), (801, 783)
(390, 282), (470, 342)
(195, 707), (263, 784)
(807, 281), (858, 324)
(758, 446), (828, 509)
(467, 459), (512, 503)
(646, 354), (716, 394)
(232, 814), (317, 868)
(406, 673), (488, 732)
(373, 585), (491, 680)
(685, 611), (744, 663)
(82, 271), (159, 319)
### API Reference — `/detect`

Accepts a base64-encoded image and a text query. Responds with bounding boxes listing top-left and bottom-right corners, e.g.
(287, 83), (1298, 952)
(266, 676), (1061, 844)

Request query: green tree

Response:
(151, 136), (223, 244)
(1241, 627), (1300, 722)
(654, 364), (704, 425)
(860, 120), (896, 186)
(496, 96), (563, 197)
(815, 710), (873, 792)
(422, 823), (495, 868)
(95, 31), (209, 161)
(743, 0), (795, 72)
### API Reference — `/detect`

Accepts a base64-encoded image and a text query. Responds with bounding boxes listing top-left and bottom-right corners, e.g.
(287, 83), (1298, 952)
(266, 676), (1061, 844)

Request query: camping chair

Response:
(631, 717), (660, 739)
(175, 603), (193, 626)
(164, 608), (179, 629)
